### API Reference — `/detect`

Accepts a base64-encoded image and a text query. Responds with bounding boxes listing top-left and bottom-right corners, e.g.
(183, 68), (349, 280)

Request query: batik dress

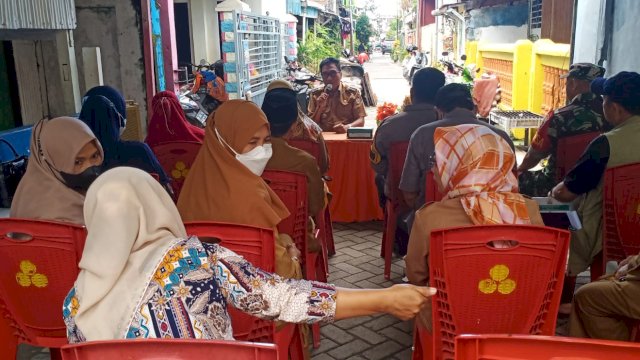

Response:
(63, 237), (336, 342)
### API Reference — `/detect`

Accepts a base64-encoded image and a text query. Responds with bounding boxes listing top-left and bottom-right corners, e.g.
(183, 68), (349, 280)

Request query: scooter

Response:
(403, 51), (430, 85)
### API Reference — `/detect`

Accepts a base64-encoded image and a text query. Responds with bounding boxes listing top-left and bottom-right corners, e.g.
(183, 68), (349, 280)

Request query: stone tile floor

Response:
(312, 221), (414, 360)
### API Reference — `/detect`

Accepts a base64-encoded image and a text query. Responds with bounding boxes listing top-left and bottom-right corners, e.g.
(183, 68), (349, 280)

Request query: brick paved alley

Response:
(312, 222), (414, 360)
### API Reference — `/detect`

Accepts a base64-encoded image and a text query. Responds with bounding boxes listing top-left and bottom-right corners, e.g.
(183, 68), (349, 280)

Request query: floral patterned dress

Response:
(63, 237), (336, 342)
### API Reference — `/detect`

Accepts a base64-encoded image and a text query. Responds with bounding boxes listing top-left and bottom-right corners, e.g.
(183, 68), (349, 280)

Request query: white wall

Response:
(608, 0), (640, 75)
(191, 0), (221, 64)
(573, 0), (640, 76)
(263, 0), (287, 17)
(472, 25), (528, 44)
(572, 0), (604, 65)
(74, 0), (148, 120)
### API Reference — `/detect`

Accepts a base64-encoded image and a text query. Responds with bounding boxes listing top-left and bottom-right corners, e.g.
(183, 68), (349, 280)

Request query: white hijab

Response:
(73, 167), (187, 341)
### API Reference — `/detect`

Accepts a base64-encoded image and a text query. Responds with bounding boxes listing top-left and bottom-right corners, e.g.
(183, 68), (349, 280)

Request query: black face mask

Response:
(60, 166), (101, 193)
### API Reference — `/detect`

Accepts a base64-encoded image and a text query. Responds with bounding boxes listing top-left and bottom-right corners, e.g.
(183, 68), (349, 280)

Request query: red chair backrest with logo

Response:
(61, 338), (278, 360)
(150, 141), (202, 199)
(602, 162), (640, 263)
(0, 219), (86, 356)
(430, 225), (570, 360)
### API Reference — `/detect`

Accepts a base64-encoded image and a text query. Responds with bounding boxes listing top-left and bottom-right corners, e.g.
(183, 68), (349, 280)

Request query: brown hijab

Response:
(11, 117), (104, 224)
(177, 100), (289, 228)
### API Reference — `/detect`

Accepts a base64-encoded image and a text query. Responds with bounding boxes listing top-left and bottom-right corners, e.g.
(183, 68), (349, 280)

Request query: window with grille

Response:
(529, 0), (543, 39)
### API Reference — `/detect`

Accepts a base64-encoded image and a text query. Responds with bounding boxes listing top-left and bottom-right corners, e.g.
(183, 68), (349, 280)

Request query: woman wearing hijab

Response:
(267, 80), (329, 174)
(177, 100), (302, 279)
(79, 86), (170, 187)
(10, 117), (103, 224)
(145, 91), (205, 148)
(405, 124), (544, 331)
(63, 167), (435, 343)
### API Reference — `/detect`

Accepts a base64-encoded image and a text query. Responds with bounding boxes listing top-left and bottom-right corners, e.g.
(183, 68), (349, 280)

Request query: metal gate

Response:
(219, 10), (282, 107)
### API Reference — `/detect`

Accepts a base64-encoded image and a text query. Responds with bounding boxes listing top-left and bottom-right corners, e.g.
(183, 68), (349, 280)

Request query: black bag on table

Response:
(0, 138), (28, 208)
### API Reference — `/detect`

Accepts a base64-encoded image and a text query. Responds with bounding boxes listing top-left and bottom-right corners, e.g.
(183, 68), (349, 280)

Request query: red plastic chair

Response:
(414, 225), (570, 360)
(454, 334), (640, 360)
(150, 141), (201, 200)
(287, 139), (335, 256)
(555, 131), (601, 180)
(184, 221), (304, 360)
(425, 170), (445, 204)
(602, 162), (640, 267)
(61, 338), (278, 360)
(261, 170), (326, 349)
(0, 219), (87, 360)
(380, 141), (409, 280)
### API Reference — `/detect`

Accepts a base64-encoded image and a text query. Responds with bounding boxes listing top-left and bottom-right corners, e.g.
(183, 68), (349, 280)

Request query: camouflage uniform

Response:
(519, 63), (608, 197)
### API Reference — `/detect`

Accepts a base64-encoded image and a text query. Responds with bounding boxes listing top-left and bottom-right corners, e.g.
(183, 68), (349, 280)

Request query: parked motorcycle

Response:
(176, 60), (222, 128)
(438, 52), (478, 88)
(284, 57), (321, 114)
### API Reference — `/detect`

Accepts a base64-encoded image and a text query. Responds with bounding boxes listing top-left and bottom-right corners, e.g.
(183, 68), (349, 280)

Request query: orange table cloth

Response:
(324, 132), (384, 222)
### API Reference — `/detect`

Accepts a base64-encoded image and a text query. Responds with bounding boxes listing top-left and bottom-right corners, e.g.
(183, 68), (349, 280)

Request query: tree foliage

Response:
(297, 23), (342, 73)
(355, 14), (373, 49)
(386, 18), (400, 40)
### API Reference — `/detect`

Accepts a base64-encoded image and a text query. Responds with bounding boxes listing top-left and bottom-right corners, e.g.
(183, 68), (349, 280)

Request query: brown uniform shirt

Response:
(307, 83), (367, 131)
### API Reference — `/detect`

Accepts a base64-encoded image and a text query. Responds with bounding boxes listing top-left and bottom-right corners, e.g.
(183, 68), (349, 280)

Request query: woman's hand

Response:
(334, 285), (436, 320)
(382, 284), (436, 321)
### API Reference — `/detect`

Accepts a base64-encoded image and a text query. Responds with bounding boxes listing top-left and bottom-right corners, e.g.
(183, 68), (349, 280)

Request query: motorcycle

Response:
(176, 60), (223, 128)
(403, 51), (430, 85)
(438, 52), (478, 88)
(284, 57), (322, 113)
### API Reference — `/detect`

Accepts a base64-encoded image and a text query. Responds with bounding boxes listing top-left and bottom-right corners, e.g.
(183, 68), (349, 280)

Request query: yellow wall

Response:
(468, 39), (570, 115)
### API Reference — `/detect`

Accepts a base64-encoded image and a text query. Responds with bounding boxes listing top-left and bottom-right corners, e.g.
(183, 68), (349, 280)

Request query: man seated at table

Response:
(262, 87), (326, 253)
(399, 83), (514, 228)
(518, 63), (608, 197)
(308, 57), (367, 134)
(369, 68), (445, 253)
(549, 73), (640, 330)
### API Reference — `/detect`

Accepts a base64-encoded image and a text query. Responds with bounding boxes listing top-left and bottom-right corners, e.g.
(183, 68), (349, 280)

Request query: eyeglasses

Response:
(321, 70), (341, 78)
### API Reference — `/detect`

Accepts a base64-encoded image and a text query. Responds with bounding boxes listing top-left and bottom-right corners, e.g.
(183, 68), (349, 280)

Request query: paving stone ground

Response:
(312, 221), (413, 360)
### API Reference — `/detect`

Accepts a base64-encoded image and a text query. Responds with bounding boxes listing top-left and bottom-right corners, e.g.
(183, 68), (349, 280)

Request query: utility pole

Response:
(349, 0), (355, 56)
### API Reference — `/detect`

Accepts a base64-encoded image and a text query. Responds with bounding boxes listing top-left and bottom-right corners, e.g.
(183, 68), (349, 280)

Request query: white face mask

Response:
(215, 127), (272, 176)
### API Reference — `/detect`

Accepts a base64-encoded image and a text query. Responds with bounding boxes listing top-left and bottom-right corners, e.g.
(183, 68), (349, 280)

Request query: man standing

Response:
(370, 68), (445, 208)
(308, 57), (367, 133)
(400, 84), (514, 215)
(519, 63), (608, 196)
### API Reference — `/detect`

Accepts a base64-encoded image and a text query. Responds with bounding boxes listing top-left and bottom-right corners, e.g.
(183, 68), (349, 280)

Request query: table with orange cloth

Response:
(323, 132), (384, 222)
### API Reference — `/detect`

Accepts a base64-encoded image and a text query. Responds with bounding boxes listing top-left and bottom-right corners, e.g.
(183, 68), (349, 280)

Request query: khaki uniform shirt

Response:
(308, 83), (367, 131)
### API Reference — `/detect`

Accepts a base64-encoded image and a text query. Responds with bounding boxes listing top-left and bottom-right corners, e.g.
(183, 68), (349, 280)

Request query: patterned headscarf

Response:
(434, 124), (531, 225)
